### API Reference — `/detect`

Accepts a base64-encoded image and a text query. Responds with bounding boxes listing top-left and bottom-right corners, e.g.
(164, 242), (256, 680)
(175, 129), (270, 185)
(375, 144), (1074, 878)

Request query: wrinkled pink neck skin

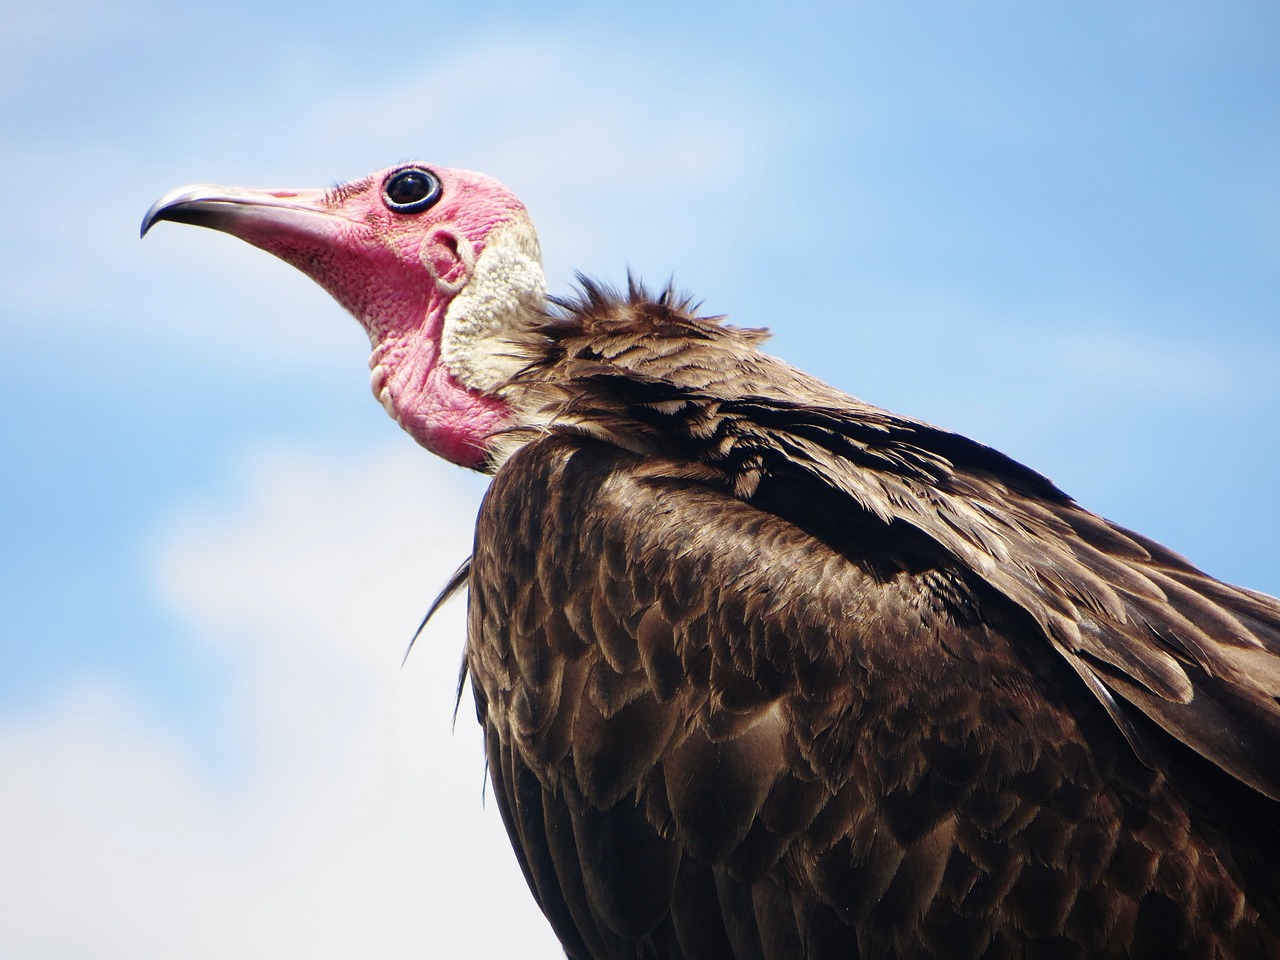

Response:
(228, 166), (528, 469)
(369, 303), (510, 468)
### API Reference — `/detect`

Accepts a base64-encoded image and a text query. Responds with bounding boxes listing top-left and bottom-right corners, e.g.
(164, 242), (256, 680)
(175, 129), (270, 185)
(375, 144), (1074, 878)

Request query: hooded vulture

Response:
(144, 163), (1280, 959)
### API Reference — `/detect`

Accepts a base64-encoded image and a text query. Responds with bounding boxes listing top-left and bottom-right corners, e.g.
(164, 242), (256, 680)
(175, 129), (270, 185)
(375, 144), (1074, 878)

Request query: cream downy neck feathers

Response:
(438, 218), (546, 396)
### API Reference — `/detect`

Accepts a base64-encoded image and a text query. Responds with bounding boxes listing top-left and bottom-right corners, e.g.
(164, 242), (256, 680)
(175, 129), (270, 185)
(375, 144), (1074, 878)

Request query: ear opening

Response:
(421, 227), (477, 294)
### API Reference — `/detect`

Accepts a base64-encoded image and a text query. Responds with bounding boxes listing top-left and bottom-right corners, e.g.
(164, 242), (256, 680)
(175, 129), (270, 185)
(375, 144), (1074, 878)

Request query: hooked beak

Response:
(140, 179), (409, 340)
(140, 183), (334, 239)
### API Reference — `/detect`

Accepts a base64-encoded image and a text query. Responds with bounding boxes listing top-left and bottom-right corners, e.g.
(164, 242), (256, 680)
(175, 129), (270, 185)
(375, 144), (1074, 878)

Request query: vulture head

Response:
(142, 164), (546, 468)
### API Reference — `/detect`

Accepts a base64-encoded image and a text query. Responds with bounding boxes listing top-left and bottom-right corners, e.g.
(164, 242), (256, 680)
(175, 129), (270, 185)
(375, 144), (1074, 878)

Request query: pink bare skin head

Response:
(142, 164), (546, 469)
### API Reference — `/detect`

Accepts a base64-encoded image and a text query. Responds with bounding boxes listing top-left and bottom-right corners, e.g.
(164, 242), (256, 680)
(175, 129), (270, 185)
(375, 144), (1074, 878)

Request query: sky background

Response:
(2, 2), (1278, 957)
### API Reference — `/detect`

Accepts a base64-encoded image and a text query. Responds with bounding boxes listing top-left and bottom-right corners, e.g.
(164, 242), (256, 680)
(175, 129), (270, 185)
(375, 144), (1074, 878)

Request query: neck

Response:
(368, 219), (546, 470)
(370, 317), (511, 470)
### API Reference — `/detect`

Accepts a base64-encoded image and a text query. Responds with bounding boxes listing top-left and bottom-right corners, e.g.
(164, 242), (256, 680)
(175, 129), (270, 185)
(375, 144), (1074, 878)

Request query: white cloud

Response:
(0, 0), (145, 95)
(0, 442), (564, 959)
(1049, 324), (1230, 396)
(286, 35), (787, 282)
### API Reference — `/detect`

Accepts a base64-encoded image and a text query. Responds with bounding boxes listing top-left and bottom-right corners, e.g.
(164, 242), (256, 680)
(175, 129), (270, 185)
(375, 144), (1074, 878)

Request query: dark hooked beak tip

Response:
(141, 185), (224, 238)
(142, 185), (211, 238)
(140, 204), (164, 238)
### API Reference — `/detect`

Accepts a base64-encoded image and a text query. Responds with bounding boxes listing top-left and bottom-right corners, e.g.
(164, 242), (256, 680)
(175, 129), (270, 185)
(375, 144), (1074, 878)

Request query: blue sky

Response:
(2, 2), (1278, 956)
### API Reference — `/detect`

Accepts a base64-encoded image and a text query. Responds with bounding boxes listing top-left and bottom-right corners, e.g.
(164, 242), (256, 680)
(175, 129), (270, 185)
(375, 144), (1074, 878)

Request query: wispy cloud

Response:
(0, 443), (562, 958)
(7, 31), (793, 373)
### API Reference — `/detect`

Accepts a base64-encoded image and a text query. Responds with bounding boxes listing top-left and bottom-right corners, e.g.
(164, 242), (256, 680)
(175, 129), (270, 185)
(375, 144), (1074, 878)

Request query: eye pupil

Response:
(382, 168), (441, 213)
(388, 172), (428, 203)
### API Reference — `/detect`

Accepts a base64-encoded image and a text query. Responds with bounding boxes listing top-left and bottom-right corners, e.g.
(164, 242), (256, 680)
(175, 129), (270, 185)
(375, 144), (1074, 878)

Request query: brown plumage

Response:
(144, 166), (1280, 960)
(462, 281), (1280, 959)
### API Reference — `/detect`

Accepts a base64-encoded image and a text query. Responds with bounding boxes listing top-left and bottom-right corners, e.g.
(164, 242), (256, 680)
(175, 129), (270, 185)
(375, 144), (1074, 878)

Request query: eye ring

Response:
(382, 167), (442, 214)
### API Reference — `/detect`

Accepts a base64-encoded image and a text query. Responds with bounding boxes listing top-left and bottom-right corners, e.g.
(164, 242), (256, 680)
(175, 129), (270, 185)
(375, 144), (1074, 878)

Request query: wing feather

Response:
(467, 431), (1280, 957)
(592, 380), (1280, 803)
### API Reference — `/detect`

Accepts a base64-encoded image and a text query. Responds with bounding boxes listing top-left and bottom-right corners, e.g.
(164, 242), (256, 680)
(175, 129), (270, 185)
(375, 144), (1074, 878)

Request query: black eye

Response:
(382, 167), (442, 213)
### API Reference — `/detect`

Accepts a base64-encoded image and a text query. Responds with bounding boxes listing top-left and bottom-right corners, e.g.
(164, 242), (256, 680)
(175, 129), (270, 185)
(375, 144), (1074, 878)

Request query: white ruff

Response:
(439, 218), (546, 394)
